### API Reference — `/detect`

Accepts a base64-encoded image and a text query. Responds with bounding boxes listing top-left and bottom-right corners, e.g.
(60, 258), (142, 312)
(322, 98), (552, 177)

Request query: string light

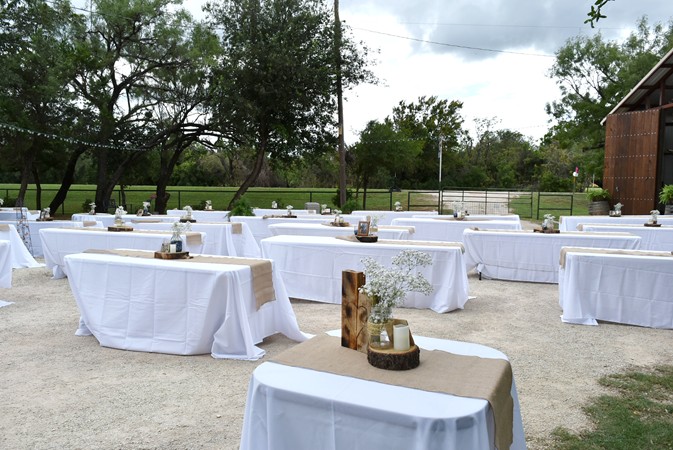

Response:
(0, 122), (150, 152)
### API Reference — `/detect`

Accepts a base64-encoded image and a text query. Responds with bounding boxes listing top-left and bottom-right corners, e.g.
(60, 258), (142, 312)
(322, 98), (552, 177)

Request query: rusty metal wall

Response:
(604, 109), (660, 214)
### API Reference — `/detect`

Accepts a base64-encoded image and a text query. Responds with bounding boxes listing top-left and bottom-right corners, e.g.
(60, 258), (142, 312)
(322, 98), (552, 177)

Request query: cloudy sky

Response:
(334, 0), (672, 145)
(76, 0), (671, 145)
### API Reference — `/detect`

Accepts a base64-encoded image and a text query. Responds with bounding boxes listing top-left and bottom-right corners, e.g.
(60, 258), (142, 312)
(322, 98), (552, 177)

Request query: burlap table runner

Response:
(378, 225), (415, 234)
(83, 249), (275, 309)
(63, 227), (204, 246)
(335, 235), (464, 252)
(272, 335), (513, 450)
(470, 228), (634, 237)
(262, 214), (297, 219)
(82, 221), (98, 227)
(0, 224), (10, 231)
(577, 223), (672, 230)
(432, 217), (492, 221)
(560, 247), (673, 268)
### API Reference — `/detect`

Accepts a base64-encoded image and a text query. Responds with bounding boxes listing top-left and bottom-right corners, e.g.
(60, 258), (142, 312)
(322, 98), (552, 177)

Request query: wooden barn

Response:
(602, 46), (673, 214)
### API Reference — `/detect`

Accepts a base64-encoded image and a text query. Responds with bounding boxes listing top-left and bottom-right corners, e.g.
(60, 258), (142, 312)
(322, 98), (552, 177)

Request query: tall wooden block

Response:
(341, 270), (370, 353)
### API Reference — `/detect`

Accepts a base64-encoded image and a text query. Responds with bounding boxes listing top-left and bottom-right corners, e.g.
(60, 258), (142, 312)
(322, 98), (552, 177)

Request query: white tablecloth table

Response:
(233, 214), (367, 245)
(253, 208), (313, 216)
(559, 214), (673, 231)
(0, 224), (42, 268)
(240, 334), (526, 450)
(131, 221), (261, 257)
(559, 249), (673, 328)
(261, 235), (469, 313)
(0, 220), (103, 257)
(268, 222), (414, 240)
(429, 214), (521, 222)
(0, 207), (39, 220)
(39, 228), (206, 278)
(0, 240), (13, 288)
(351, 210), (438, 225)
(166, 210), (231, 222)
(72, 213), (178, 227)
(390, 217), (522, 242)
(64, 252), (307, 359)
(579, 224), (673, 251)
(463, 229), (642, 283)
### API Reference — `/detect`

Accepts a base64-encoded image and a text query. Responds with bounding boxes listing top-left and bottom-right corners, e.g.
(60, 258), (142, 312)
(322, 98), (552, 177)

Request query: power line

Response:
(353, 27), (555, 58)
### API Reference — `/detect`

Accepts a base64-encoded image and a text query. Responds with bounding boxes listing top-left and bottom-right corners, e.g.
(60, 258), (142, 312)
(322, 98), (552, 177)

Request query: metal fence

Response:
(1, 186), (570, 219)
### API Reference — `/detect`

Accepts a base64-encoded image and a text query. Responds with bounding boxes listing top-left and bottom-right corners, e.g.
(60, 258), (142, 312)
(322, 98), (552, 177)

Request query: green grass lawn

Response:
(0, 184), (589, 219)
(548, 365), (673, 449)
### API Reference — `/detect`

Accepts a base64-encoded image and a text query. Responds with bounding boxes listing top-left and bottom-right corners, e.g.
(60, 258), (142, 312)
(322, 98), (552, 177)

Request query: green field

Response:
(0, 184), (589, 220)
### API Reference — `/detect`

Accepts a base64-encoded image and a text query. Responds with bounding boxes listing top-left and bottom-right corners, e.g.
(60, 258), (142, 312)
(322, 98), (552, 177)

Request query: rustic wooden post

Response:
(341, 270), (370, 353)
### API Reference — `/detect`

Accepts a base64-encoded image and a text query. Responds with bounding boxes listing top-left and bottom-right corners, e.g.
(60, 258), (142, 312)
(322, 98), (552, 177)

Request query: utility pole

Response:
(438, 137), (443, 212)
(335, 0), (346, 207)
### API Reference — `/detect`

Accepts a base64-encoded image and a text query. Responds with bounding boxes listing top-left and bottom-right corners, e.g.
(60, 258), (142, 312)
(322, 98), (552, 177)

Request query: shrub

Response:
(586, 188), (611, 202)
(228, 197), (254, 217)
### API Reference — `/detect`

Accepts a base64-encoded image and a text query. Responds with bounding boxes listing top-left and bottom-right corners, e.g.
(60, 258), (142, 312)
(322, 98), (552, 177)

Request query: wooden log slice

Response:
(367, 345), (420, 370)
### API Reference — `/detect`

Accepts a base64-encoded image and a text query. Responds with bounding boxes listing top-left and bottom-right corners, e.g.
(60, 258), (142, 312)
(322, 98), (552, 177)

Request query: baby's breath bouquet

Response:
(360, 250), (434, 324)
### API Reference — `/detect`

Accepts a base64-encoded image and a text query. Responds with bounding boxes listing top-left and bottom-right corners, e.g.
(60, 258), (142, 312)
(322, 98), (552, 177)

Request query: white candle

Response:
(393, 324), (410, 351)
(169, 244), (177, 253)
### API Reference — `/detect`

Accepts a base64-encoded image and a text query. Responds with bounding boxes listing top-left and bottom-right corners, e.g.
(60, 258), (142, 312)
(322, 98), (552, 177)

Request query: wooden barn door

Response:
(603, 109), (660, 215)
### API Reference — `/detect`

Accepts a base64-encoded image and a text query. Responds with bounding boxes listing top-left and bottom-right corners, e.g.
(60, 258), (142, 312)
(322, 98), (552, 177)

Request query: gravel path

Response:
(1, 253), (672, 449)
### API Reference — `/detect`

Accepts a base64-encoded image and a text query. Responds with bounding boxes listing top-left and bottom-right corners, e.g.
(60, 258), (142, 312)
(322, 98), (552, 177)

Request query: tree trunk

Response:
(155, 146), (187, 214)
(17, 143), (37, 207)
(32, 166), (42, 211)
(335, 0), (347, 207)
(227, 137), (268, 209)
(49, 146), (88, 215)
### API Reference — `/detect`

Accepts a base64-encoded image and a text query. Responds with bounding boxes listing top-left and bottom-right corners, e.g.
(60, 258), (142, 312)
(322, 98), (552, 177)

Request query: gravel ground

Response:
(1, 250), (672, 449)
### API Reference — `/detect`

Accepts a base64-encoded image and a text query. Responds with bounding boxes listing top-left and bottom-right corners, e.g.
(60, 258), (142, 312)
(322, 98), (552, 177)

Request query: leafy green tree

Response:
(389, 96), (464, 189)
(0, 0), (82, 208)
(352, 120), (423, 205)
(544, 17), (673, 183)
(63, 0), (205, 213)
(204, 0), (374, 209)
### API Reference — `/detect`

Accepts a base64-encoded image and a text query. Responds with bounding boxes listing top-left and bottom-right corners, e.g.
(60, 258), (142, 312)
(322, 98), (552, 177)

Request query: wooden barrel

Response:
(665, 204), (673, 215)
(588, 200), (609, 215)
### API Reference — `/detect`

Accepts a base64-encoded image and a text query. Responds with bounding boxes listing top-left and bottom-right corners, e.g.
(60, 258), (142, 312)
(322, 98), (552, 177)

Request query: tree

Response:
(205, 0), (373, 209)
(585, 0), (613, 28)
(390, 96), (464, 189)
(0, 0), (82, 208)
(65, 0), (205, 213)
(544, 17), (673, 182)
(352, 120), (422, 205)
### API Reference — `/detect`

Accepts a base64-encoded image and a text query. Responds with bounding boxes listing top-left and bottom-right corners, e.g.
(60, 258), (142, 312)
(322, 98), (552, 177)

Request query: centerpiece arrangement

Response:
(321, 203), (331, 214)
(610, 202), (623, 217)
(645, 209), (661, 227)
(37, 207), (52, 221)
(204, 200), (213, 211)
(180, 205), (195, 222)
(286, 205), (296, 217)
(535, 214), (559, 233)
(331, 209), (348, 226)
(155, 221), (191, 258)
(109, 206), (133, 231)
(89, 202), (96, 215)
(359, 250), (433, 370)
(394, 201), (403, 212)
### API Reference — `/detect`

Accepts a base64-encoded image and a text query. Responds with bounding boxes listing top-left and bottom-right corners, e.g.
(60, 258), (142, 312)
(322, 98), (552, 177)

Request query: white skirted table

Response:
(0, 240), (13, 288)
(166, 209), (231, 222)
(261, 235), (469, 313)
(240, 334), (526, 450)
(559, 214), (673, 231)
(0, 220), (103, 257)
(463, 229), (642, 283)
(559, 248), (673, 328)
(351, 210), (438, 225)
(268, 222), (414, 240)
(0, 224), (42, 268)
(72, 213), (178, 227)
(232, 214), (367, 245)
(390, 217), (522, 242)
(64, 251), (307, 359)
(39, 227), (206, 278)
(0, 207), (38, 220)
(579, 224), (673, 251)
(130, 221), (261, 258)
